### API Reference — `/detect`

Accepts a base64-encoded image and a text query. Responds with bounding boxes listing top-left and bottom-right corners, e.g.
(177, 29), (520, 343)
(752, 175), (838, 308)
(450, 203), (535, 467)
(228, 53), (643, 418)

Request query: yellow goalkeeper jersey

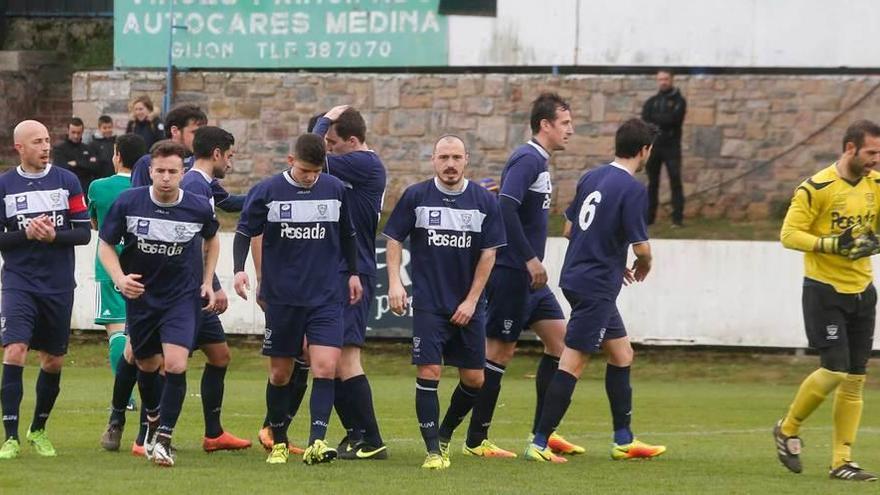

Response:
(781, 163), (880, 293)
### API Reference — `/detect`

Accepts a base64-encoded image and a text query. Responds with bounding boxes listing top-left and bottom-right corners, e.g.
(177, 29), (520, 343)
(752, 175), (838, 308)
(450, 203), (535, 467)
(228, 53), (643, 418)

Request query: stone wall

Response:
(0, 51), (73, 167)
(72, 71), (880, 220)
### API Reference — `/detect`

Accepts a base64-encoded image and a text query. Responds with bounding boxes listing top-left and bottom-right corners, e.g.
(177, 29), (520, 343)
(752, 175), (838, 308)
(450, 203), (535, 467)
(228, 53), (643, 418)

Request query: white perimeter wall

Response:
(60, 234), (880, 349)
(448, 0), (880, 68)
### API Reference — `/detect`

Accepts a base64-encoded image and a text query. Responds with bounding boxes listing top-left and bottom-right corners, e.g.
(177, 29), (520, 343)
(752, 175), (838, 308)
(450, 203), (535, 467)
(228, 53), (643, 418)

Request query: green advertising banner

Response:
(114, 0), (448, 69)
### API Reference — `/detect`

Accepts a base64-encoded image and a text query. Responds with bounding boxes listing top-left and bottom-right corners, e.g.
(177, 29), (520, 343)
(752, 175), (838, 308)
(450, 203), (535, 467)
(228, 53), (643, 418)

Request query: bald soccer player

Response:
(0, 120), (92, 459)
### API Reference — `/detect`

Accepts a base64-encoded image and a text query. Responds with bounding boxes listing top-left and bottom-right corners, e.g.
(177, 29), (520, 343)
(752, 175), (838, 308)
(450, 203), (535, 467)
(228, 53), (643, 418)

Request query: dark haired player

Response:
(233, 133), (362, 465)
(775, 120), (880, 481)
(465, 92), (581, 459)
(90, 133), (145, 429)
(526, 118), (666, 462)
(123, 105), (246, 452)
(89, 134), (145, 382)
(311, 105), (388, 460)
(98, 140), (220, 467)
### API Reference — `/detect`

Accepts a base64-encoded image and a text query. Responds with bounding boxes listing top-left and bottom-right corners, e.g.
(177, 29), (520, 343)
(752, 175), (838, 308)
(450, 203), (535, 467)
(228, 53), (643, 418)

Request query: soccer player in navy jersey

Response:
(232, 133), (363, 465)
(465, 92), (581, 460)
(525, 118), (666, 462)
(311, 105), (388, 460)
(101, 127), (251, 454)
(0, 120), (92, 460)
(122, 104), (246, 453)
(178, 126), (252, 452)
(98, 140), (220, 467)
(384, 135), (506, 470)
(254, 114), (327, 456)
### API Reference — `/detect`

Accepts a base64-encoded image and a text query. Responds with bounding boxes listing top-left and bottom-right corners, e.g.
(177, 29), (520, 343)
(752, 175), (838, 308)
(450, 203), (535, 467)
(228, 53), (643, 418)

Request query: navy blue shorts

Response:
(127, 296), (201, 360)
(194, 308), (226, 348)
(263, 302), (344, 358)
(343, 275), (374, 347)
(412, 309), (486, 369)
(562, 290), (627, 354)
(1, 289), (73, 356)
(486, 266), (565, 342)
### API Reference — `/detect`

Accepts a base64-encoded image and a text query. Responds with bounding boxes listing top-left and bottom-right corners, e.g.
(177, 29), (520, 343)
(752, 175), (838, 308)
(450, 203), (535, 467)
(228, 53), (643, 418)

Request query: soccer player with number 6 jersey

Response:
(526, 118), (666, 463)
(383, 135), (506, 470)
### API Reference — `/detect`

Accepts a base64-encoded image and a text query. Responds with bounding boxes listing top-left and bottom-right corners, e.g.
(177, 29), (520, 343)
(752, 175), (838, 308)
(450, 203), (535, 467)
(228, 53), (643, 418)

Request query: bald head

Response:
(14, 120), (51, 171)
(13, 120), (48, 145)
(433, 134), (467, 154)
(432, 134), (469, 189)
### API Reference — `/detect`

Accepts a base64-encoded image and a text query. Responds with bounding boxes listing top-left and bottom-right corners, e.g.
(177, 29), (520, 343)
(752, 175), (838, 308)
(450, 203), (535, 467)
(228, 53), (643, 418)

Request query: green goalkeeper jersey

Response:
(88, 173), (131, 281)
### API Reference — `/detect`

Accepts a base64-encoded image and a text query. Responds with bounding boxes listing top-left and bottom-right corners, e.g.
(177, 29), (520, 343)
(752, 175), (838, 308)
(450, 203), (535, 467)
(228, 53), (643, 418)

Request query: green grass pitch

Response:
(0, 341), (878, 494)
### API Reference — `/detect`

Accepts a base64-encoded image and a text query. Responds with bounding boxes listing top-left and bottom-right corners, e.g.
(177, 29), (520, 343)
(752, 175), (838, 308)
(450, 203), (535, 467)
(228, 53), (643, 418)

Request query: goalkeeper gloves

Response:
(847, 228), (880, 260)
(817, 224), (880, 259)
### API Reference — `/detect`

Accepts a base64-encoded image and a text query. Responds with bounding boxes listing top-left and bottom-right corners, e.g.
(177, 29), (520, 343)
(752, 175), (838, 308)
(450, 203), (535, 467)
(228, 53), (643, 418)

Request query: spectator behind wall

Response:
(125, 95), (164, 149)
(641, 68), (687, 228)
(89, 115), (116, 180)
(53, 117), (101, 197)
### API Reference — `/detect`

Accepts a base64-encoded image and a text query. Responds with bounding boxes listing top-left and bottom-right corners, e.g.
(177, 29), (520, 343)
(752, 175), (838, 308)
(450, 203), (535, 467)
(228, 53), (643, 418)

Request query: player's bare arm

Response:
(451, 248), (497, 327)
(631, 242), (652, 282)
(386, 238), (408, 316)
(201, 234), (220, 311)
(98, 239), (144, 299)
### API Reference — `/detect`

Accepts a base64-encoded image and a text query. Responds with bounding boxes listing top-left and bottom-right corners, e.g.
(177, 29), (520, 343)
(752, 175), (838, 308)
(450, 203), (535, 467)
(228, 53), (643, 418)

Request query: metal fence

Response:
(5, 0), (112, 17)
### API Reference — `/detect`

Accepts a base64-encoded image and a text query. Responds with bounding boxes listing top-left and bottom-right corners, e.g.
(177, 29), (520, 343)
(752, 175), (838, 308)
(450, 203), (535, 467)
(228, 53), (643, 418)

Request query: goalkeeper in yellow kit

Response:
(777, 120), (880, 482)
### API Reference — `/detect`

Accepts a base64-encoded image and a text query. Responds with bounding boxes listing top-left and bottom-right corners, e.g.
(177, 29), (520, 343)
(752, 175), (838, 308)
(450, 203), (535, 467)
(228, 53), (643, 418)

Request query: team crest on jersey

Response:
(866, 193), (875, 205)
(428, 210), (441, 226)
(826, 324), (839, 340)
(49, 192), (63, 208)
(502, 319), (513, 333)
(280, 203), (292, 219)
(136, 219), (150, 235)
(316, 203), (328, 218)
(461, 213), (472, 227)
(173, 224), (188, 241)
(14, 195), (27, 211)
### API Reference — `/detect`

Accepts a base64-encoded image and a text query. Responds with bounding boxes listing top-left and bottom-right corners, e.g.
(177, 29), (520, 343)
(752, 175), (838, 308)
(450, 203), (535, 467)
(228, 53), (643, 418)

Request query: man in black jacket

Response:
(641, 69), (687, 227)
(89, 115), (116, 180)
(53, 117), (102, 197)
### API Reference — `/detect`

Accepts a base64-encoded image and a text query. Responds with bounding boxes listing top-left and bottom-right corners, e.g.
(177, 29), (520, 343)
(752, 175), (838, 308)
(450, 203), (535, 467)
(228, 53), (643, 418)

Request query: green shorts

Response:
(95, 280), (126, 325)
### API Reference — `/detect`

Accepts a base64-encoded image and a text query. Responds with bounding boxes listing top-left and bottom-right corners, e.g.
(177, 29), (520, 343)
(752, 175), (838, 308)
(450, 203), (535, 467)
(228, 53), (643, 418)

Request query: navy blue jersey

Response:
(0, 165), (89, 293)
(496, 141), (553, 270)
(236, 171), (354, 307)
(383, 178), (506, 315)
(180, 168), (220, 288)
(561, 163), (649, 299)
(99, 186), (218, 307)
(313, 117), (386, 276)
(180, 168), (215, 207)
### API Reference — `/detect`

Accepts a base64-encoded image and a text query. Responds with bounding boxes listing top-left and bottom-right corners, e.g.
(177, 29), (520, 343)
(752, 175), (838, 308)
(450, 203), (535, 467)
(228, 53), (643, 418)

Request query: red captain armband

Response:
(69, 193), (87, 214)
